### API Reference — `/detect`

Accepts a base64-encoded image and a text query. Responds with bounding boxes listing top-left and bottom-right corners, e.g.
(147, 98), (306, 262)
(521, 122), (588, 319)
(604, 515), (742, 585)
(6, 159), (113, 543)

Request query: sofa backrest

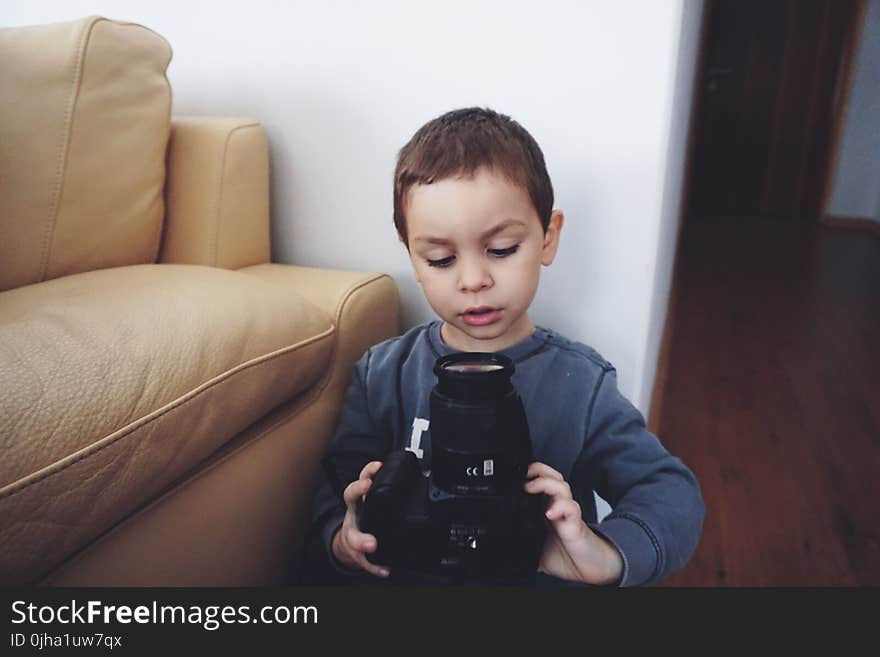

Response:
(0, 16), (173, 292)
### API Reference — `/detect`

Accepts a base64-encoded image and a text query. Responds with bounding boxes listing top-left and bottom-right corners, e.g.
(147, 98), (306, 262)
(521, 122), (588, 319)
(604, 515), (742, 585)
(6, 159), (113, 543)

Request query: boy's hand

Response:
(331, 460), (391, 578)
(525, 462), (623, 586)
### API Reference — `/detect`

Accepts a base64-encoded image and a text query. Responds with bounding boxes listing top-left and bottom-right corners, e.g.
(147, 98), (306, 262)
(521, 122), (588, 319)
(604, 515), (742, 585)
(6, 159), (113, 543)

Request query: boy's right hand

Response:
(331, 460), (391, 578)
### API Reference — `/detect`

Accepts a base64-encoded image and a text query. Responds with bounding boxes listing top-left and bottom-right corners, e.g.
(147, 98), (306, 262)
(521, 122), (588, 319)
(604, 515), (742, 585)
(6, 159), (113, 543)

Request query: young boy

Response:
(305, 107), (704, 586)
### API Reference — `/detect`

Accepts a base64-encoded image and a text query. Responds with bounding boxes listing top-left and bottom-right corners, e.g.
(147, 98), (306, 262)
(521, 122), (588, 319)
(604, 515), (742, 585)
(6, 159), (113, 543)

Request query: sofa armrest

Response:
(36, 263), (400, 587)
(238, 263), (400, 399)
(159, 117), (270, 269)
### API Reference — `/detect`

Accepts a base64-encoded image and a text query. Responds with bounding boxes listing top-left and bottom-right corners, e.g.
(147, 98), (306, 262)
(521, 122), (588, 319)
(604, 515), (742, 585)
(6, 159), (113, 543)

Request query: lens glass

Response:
(443, 362), (505, 373)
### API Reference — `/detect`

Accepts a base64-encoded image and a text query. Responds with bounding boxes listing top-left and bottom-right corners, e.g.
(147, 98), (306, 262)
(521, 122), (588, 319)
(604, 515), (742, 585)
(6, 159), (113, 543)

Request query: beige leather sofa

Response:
(0, 16), (399, 586)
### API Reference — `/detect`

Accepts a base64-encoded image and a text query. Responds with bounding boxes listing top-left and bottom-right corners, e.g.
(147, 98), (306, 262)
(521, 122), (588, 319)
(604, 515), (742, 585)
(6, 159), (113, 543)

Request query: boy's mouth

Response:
(461, 306), (502, 326)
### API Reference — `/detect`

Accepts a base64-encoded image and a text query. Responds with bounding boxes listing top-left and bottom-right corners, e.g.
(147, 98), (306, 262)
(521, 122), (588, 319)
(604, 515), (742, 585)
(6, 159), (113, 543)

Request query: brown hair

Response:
(393, 107), (554, 246)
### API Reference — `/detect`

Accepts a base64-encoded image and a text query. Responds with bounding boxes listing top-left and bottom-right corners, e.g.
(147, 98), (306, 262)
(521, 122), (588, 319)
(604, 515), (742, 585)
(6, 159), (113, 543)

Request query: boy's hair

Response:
(393, 107), (554, 246)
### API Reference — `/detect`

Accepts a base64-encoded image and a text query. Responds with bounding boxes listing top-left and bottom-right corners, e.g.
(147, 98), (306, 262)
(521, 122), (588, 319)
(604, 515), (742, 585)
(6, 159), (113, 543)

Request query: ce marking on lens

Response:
(465, 460), (494, 477)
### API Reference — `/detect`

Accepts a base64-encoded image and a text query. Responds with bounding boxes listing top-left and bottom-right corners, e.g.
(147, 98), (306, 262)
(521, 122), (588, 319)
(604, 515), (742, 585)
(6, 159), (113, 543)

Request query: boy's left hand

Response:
(525, 462), (623, 586)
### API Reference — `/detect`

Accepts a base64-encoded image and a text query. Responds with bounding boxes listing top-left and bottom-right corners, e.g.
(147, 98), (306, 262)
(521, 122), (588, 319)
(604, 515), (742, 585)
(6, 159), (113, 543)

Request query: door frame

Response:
(648, 0), (868, 432)
(679, 0), (867, 227)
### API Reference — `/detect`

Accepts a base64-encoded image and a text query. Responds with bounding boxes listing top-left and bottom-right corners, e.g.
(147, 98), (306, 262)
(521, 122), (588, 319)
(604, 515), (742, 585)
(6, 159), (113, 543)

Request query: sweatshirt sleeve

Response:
(304, 350), (391, 580)
(576, 367), (705, 586)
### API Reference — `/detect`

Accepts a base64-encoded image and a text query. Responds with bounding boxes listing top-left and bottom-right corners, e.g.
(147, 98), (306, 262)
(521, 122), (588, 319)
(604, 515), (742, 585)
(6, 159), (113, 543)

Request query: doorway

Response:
(685, 0), (866, 223)
(654, 0), (880, 586)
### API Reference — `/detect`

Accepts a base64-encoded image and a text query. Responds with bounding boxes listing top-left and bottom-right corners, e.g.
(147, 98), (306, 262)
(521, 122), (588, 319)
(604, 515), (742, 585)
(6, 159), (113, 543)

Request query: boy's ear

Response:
(541, 210), (565, 266)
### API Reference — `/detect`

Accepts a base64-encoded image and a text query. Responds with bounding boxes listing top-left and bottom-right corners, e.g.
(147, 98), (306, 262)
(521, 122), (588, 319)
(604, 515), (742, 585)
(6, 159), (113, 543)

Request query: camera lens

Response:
(430, 353), (531, 496)
(433, 353), (513, 401)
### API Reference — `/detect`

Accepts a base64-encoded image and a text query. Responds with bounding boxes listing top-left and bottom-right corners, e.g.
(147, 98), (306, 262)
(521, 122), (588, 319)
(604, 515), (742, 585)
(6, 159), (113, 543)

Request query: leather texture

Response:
(160, 117), (271, 269)
(44, 269), (400, 586)
(0, 265), (335, 584)
(0, 17), (172, 292)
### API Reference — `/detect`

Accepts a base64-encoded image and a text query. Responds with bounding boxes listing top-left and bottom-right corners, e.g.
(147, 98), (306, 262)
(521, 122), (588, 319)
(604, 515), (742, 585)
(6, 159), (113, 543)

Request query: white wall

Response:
(829, 0), (880, 223)
(2, 0), (702, 415)
(638, 0), (704, 415)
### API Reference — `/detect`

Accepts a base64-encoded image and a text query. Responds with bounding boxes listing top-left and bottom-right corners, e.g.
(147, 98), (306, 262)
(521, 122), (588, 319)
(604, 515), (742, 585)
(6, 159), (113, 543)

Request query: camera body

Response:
(360, 353), (546, 581)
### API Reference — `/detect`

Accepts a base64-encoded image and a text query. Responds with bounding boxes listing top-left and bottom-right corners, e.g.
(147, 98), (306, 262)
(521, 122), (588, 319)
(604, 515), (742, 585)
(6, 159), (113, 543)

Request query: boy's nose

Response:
(457, 258), (492, 292)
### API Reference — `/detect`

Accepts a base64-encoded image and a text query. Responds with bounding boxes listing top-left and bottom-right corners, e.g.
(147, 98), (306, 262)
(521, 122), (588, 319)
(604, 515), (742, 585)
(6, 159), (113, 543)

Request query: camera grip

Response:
(360, 450), (421, 537)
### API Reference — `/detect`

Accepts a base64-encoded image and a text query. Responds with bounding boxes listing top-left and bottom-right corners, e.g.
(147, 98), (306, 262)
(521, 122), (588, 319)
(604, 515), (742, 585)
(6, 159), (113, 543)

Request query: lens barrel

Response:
(430, 353), (532, 496)
(433, 353), (514, 401)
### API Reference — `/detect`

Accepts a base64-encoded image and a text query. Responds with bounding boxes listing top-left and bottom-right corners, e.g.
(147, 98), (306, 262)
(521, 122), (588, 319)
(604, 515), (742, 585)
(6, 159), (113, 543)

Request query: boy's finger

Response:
(345, 532), (390, 578)
(343, 477), (371, 507)
(544, 499), (587, 541)
(359, 460), (384, 479)
(545, 497), (581, 523)
(348, 529), (378, 554)
(527, 462), (564, 481)
(357, 557), (391, 579)
(524, 475), (572, 500)
(338, 531), (388, 577)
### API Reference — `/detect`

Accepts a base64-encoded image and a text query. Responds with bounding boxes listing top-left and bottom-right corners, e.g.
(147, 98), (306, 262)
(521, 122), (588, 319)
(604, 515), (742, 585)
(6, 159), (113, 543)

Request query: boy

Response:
(305, 107), (704, 586)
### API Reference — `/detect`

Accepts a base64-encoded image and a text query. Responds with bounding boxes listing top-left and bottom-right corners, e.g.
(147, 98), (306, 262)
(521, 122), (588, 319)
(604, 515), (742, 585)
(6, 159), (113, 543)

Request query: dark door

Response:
(687, 0), (864, 222)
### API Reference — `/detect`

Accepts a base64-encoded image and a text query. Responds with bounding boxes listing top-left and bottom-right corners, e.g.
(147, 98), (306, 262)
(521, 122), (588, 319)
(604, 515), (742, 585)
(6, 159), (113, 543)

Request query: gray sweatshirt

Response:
(307, 321), (705, 586)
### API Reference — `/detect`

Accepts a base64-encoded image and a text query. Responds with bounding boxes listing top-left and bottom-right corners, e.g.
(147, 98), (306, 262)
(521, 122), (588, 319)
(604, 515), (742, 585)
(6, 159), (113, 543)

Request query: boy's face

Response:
(404, 166), (563, 352)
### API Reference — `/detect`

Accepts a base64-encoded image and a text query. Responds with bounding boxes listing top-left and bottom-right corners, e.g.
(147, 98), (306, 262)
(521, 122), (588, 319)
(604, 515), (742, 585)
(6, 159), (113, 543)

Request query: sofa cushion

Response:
(0, 16), (172, 292)
(0, 264), (335, 584)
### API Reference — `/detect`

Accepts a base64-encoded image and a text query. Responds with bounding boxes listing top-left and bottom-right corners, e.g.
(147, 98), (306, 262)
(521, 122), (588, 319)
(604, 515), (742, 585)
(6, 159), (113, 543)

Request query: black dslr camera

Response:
(360, 352), (546, 581)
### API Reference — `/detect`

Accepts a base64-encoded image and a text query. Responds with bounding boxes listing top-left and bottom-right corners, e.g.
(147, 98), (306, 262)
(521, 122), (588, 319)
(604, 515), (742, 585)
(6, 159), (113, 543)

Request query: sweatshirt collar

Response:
(427, 320), (551, 363)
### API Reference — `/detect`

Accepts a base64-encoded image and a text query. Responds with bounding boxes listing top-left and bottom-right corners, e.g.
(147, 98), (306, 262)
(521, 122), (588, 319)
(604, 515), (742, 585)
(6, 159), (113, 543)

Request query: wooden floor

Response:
(655, 217), (880, 586)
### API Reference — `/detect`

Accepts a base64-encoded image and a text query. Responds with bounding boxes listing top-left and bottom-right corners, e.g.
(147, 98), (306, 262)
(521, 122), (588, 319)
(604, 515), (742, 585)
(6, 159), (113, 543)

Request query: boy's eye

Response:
(488, 244), (520, 258)
(426, 255), (455, 268)
(425, 244), (520, 267)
